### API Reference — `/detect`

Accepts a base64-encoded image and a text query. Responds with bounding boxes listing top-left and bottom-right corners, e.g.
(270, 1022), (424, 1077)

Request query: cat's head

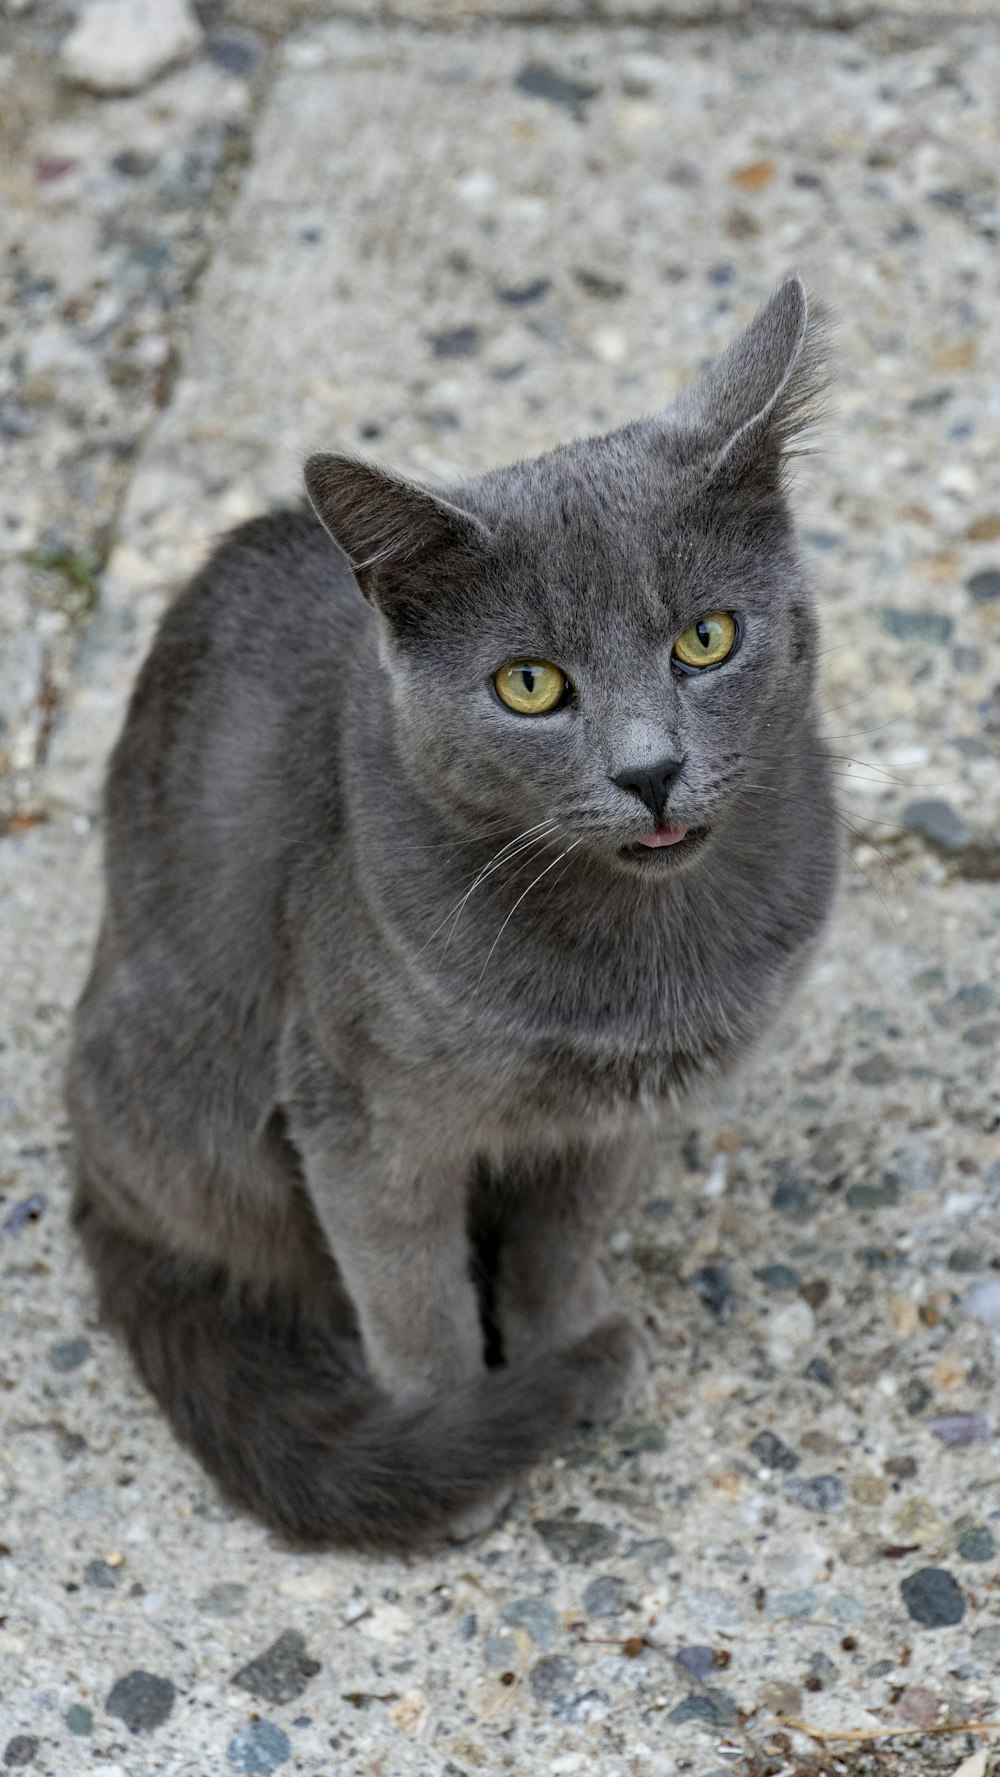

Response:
(305, 276), (830, 878)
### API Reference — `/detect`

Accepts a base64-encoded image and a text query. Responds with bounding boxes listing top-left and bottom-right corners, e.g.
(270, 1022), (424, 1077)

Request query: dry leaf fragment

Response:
(391, 1687), (430, 1737)
(950, 1750), (988, 1777)
(890, 1294), (919, 1336)
(730, 160), (775, 190)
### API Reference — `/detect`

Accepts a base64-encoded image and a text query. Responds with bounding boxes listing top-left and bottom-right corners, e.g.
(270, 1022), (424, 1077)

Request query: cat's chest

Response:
(404, 928), (756, 1125)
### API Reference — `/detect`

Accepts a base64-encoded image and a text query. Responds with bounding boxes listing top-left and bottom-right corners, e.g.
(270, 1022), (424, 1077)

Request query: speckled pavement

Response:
(2, 8), (999, 1777)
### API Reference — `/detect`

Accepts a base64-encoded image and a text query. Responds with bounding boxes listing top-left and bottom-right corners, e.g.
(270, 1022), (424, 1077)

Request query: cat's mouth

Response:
(620, 824), (709, 864)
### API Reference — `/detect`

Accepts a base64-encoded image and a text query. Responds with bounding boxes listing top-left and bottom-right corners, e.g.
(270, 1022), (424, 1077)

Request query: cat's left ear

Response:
(304, 453), (490, 617)
(675, 276), (831, 488)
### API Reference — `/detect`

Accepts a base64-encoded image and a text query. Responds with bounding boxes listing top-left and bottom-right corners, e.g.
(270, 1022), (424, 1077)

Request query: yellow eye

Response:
(673, 611), (737, 670)
(495, 660), (567, 715)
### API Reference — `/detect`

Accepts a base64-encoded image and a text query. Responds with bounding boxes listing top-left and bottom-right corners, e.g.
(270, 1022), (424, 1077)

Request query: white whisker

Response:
(472, 840), (581, 996)
(417, 819), (558, 958)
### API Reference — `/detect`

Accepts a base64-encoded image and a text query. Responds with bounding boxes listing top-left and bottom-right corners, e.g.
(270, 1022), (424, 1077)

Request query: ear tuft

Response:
(304, 454), (489, 588)
(678, 276), (832, 485)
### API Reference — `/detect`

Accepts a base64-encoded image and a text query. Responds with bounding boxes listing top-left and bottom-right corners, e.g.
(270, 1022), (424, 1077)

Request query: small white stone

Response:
(61, 0), (202, 95)
(390, 1688), (430, 1737)
(358, 1602), (413, 1643)
(961, 1280), (1000, 1326)
(591, 326), (628, 365)
(939, 462), (979, 500)
(279, 1569), (339, 1601)
(886, 744), (931, 767)
(767, 1298), (815, 1366)
(455, 169), (497, 206)
(702, 1154), (728, 1198)
(944, 1190), (982, 1218)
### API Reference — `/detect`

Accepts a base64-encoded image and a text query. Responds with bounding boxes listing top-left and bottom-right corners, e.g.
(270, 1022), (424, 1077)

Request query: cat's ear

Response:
(676, 276), (831, 488)
(304, 454), (489, 615)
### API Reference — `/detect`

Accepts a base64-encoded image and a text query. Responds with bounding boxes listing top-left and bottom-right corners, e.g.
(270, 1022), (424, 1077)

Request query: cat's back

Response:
(101, 507), (367, 939)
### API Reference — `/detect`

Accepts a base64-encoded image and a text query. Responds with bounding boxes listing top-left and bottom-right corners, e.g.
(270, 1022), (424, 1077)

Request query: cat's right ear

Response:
(672, 276), (831, 492)
(304, 454), (489, 621)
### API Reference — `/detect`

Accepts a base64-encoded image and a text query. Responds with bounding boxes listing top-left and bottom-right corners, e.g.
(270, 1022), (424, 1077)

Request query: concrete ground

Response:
(1, 3), (999, 1774)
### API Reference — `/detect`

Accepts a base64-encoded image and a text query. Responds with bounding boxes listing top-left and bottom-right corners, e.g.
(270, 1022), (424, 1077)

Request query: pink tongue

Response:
(638, 823), (689, 849)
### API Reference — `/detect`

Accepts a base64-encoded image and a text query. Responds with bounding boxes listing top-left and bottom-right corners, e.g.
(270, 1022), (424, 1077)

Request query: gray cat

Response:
(67, 276), (837, 1549)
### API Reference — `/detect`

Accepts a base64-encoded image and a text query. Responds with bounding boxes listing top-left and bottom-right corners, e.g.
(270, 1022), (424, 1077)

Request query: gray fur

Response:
(67, 277), (838, 1548)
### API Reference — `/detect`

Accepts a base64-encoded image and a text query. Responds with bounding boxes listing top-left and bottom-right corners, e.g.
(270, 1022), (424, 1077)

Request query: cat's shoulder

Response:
(117, 504), (370, 751)
(180, 504), (363, 635)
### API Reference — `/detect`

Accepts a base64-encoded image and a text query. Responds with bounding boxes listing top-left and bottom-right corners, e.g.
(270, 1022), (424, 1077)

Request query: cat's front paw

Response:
(562, 1313), (649, 1427)
(446, 1485), (514, 1544)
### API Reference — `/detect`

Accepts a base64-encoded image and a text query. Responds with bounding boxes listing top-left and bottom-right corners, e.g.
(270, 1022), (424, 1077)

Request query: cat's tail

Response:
(75, 1195), (636, 1550)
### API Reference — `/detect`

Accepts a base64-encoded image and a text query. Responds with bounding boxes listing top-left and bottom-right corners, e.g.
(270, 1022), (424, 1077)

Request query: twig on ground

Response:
(780, 1715), (1000, 1746)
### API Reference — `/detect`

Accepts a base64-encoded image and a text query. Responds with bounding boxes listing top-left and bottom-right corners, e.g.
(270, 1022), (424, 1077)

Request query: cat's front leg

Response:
(288, 1094), (484, 1403)
(492, 1139), (640, 1369)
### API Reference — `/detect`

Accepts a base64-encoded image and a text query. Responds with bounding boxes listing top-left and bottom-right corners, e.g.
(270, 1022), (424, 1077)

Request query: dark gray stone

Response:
(851, 1052), (899, 1086)
(616, 1420), (666, 1453)
(0, 399), (33, 439)
(231, 1630), (320, 1705)
(674, 1644), (714, 1681)
(483, 1630), (519, 1670)
(500, 1598), (559, 1648)
(207, 30), (263, 77)
(624, 1537), (675, 1564)
(749, 1430), (800, 1472)
(428, 325), (480, 359)
(771, 1180), (816, 1219)
(49, 1337), (92, 1371)
(574, 268), (626, 299)
(498, 279), (551, 306)
(808, 1650), (839, 1684)
(900, 1567), (965, 1628)
(903, 799), (973, 852)
(227, 1720), (291, 1775)
(878, 607), (954, 644)
(668, 1690), (736, 1726)
(944, 1243), (987, 1272)
(3, 1740), (38, 1769)
(804, 1356), (834, 1386)
(957, 1525), (996, 1562)
(84, 1558), (120, 1589)
(65, 1705), (92, 1735)
(952, 982), (995, 1015)
(859, 1244), (907, 1270)
(197, 1581), (247, 1616)
(784, 1474), (843, 1513)
(692, 1263), (733, 1320)
(528, 1654), (577, 1702)
(1, 1194), (46, 1236)
(535, 1517), (617, 1564)
(754, 1263), (800, 1292)
(105, 1670), (176, 1733)
(846, 1179), (899, 1210)
(903, 1377), (933, 1415)
(514, 64), (600, 109)
(967, 568), (1000, 602)
(581, 1574), (626, 1617)
(928, 1412), (991, 1447)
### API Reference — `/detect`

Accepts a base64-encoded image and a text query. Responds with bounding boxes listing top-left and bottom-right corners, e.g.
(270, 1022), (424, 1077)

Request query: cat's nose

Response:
(612, 754), (686, 824)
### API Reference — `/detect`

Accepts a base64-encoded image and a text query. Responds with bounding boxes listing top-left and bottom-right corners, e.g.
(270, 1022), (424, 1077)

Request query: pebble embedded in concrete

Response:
(61, 0), (203, 95)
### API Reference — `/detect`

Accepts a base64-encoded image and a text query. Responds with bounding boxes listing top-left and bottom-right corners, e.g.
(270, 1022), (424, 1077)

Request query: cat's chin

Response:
(615, 825), (711, 874)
